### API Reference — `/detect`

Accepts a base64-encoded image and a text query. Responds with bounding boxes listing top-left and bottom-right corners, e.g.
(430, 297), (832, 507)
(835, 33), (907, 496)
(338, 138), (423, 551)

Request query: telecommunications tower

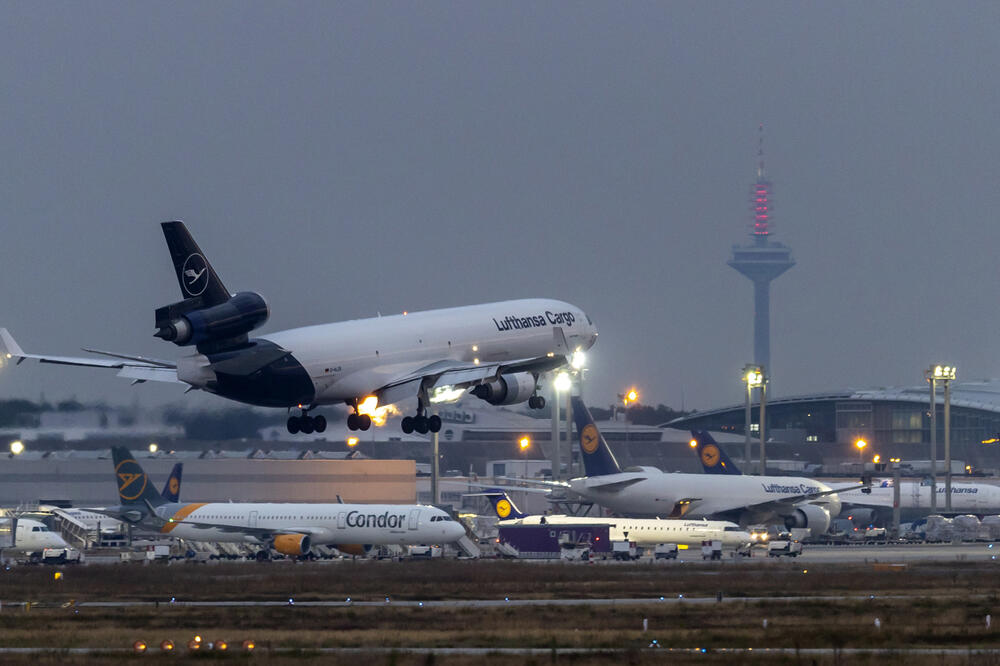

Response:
(727, 125), (794, 372)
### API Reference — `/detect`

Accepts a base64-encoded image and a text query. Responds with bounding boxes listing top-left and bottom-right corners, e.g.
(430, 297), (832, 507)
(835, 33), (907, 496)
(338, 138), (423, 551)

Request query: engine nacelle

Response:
(470, 372), (537, 405)
(155, 291), (269, 346)
(334, 544), (374, 557)
(784, 504), (832, 539)
(272, 533), (311, 556)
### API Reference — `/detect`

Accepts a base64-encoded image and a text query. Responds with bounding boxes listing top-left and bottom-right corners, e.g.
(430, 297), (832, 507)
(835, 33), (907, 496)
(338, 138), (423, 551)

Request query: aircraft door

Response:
(337, 512), (347, 529)
(248, 511), (258, 529)
(912, 482), (921, 509)
(408, 509), (420, 530)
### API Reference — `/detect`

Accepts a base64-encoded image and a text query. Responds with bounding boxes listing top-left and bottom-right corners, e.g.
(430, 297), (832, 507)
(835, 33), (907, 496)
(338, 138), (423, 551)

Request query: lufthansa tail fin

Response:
(111, 446), (168, 508)
(690, 430), (742, 475)
(160, 463), (183, 502)
(570, 396), (623, 477)
(481, 490), (528, 520)
(160, 221), (230, 306)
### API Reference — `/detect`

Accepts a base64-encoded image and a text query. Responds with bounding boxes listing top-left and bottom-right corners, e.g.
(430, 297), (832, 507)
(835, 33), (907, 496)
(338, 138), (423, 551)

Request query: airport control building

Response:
(666, 379), (1000, 472)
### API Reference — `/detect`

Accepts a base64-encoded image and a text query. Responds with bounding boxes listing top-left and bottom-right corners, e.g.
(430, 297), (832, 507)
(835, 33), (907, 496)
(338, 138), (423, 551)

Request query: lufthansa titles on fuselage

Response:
(493, 311), (576, 332)
(761, 482), (824, 495)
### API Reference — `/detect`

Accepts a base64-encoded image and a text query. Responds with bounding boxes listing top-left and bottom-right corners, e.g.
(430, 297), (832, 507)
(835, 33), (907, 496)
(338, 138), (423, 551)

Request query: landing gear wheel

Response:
(347, 414), (359, 431)
(358, 414), (372, 431)
(414, 415), (429, 435)
(255, 550), (270, 562)
(287, 416), (301, 434)
(401, 416), (414, 434)
(314, 415), (327, 433)
(428, 415), (442, 433)
(529, 395), (546, 409)
(300, 416), (315, 434)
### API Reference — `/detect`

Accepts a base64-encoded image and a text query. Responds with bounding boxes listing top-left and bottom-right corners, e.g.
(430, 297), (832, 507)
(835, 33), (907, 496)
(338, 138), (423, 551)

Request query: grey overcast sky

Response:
(2, 2), (999, 413)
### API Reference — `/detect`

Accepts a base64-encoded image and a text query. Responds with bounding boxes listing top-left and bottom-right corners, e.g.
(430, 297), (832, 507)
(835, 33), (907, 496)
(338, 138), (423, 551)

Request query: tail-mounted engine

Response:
(155, 292), (269, 350)
(471, 372), (538, 405)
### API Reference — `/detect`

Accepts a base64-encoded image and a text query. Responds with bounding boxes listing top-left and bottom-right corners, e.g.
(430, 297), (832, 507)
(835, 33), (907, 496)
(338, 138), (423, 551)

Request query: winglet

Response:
(0, 328), (26, 363)
(690, 430), (742, 475)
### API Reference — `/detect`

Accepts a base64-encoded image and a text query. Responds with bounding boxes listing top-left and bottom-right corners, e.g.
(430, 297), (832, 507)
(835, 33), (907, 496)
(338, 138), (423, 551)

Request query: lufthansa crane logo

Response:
(168, 477), (180, 496)
(181, 253), (209, 297)
(115, 459), (148, 501)
(495, 499), (512, 519)
(581, 424), (599, 454)
(700, 444), (721, 468)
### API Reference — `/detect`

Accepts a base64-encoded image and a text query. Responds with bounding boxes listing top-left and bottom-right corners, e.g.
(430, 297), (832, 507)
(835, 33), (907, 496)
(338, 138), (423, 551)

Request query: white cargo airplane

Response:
(688, 432), (1000, 523)
(512, 398), (859, 538)
(475, 490), (751, 548)
(0, 221), (597, 435)
(101, 447), (466, 558)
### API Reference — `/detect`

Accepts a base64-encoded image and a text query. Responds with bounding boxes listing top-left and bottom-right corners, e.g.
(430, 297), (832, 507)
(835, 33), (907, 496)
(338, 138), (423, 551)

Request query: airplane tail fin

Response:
(481, 490), (527, 520)
(690, 430), (742, 475)
(111, 446), (168, 507)
(570, 396), (623, 477)
(160, 462), (183, 502)
(160, 221), (230, 306)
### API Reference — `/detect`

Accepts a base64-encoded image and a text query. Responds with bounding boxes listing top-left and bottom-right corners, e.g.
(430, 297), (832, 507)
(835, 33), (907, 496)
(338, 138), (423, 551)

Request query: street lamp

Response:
(551, 372), (573, 481)
(855, 438), (867, 464)
(618, 388), (639, 446)
(148, 442), (158, 453)
(742, 365), (765, 474)
(926, 364), (956, 512)
(9, 440), (24, 456)
(519, 436), (531, 451)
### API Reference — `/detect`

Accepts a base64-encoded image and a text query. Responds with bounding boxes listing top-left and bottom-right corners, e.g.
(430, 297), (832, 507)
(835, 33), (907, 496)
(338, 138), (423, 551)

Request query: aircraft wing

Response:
(376, 354), (568, 407)
(0, 329), (179, 384)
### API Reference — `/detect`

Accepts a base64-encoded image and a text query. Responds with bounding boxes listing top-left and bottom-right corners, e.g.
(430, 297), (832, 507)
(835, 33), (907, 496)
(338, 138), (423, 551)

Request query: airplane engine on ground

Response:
(784, 504), (832, 538)
(272, 533), (311, 556)
(155, 291), (269, 346)
(333, 544), (374, 557)
(470, 372), (537, 405)
(844, 508), (878, 526)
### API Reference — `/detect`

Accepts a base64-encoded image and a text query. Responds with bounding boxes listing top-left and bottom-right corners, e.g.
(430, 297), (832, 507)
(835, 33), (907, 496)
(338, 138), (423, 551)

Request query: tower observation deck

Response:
(727, 126), (794, 372)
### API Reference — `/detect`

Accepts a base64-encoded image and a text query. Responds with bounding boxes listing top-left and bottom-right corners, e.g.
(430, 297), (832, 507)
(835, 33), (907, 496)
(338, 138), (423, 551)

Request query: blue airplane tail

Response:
(111, 446), (168, 507)
(690, 430), (742, 475)
(160, 463), (183, 502)
(570, 396), (623, 477)
(480, 489), (528, 520)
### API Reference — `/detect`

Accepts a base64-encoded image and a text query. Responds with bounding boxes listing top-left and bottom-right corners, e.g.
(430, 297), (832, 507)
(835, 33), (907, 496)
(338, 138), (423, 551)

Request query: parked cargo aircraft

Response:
(98, 447), (465, 557)
(511, 398), (858, 537)
(0, 221), (596, 434)
(690, 431), (1000, 523)
(475, 490), (750, 547)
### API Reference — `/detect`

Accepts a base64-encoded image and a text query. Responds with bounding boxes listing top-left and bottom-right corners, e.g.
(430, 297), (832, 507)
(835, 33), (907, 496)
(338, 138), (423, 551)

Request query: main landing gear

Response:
(401, 397), (441, 435)
(345, 399), (372, 431)
(287, 410), (326, 435)
(528, 395), (546, 409)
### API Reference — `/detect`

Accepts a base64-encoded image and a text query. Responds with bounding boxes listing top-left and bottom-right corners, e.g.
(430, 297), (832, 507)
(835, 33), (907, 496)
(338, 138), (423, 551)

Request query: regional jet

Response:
(0, 221), (597, 435)
(100, 447), (465, 558)
(513, 398), (857, 537)
(474, 490), (750, 547)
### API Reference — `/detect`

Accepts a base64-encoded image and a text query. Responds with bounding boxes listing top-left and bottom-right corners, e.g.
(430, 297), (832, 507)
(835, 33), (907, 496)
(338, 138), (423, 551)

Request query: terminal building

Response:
(666, 380), (1000, 473)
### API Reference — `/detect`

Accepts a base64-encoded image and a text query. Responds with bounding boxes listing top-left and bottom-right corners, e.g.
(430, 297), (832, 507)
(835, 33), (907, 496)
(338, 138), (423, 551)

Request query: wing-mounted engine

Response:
(334, 544), (374, 557)
(784, 504), (832, 539)
(272, 533), (311, 556)
(470, 372), (537, 405)
(154, 292), (269, 352)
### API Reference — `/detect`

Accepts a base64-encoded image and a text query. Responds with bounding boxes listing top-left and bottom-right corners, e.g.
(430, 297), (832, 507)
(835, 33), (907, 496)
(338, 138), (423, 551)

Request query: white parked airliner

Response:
(0, 221), (597, 435)
(476, 490), (751, 548)
(102, 446), (465, 558)
(514, 398), (860, 538)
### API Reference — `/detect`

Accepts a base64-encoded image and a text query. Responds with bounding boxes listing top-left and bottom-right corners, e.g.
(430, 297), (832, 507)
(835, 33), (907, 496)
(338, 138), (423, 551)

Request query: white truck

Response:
(654, 543), (678, 560)
(611, 540), (639, 561)
(767, 539), (803, 557)
(701, 540), (722, 560)
(41, 547), (82, 564)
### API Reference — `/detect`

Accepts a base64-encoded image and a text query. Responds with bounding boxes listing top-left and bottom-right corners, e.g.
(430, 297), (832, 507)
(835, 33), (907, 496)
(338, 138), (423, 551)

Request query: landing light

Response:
(9, 441), (23, 455)
(554, 372), (572, 392)
(149, 442), (158, 453)
(689, 439), (697, 448)
(571, 350), (587, 370)
(347, 437), (359, 447)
